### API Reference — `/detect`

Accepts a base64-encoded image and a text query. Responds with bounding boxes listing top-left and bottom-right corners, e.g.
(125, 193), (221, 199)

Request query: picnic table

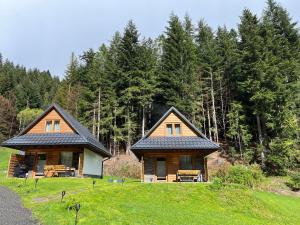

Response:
(44, 165), (76, 177)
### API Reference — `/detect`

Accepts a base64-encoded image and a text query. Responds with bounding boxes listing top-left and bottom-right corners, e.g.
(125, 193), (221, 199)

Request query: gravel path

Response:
(0, 186), (37, 225)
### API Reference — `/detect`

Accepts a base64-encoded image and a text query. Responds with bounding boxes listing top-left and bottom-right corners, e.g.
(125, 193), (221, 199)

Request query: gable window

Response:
(45, 121), (52, 132)
(166, 124), (173, 136)
(54, 120), (60, 132)
(175, 124), (181, 136)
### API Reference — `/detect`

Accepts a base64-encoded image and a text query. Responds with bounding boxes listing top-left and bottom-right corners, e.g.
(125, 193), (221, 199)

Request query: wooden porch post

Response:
(141, 156), (144, 182)
(204, 157), (208, 182)
(6, 153), (13, 177)
(78, 153), (84, 176)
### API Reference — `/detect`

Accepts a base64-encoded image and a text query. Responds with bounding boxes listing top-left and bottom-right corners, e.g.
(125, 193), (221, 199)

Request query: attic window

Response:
(54, 120), (60, 132)
(46, 121), (52, 132)
(166, 124), (173, 136)
(175, 124), (181, 135)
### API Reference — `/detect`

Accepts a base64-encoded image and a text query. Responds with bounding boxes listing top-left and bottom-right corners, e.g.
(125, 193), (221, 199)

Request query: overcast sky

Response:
(0, 0), (299, 78)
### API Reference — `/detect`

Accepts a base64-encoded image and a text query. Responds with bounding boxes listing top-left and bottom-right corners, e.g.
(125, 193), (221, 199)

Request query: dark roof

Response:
(131, 107), (219, 152)
(2, 133), (86, 146)
(2, 103), (111, 157)
(131, 136), (219, 150)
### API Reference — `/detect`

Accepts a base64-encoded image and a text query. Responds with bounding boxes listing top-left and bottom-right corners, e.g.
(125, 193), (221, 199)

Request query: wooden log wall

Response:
(27, 109), (74, 134)
(7, 153), (25, 177)
(143, 151), (212, 182)
(149, 112), (197, 137)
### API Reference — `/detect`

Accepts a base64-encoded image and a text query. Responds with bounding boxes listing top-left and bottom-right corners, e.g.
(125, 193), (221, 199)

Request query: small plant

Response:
(209, 177), (224, 191)
(74, 203), (80, 225)
(93, 179), (96, 189)
(65, 197), (80, 211)
(287, 171), (300, 191)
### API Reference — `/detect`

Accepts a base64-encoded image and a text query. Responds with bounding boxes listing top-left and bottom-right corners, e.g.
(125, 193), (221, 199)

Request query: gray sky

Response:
(0, 0), (299, 78)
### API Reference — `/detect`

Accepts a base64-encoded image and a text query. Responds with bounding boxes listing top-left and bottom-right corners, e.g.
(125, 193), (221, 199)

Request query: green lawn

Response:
(0, 148), (299, 225)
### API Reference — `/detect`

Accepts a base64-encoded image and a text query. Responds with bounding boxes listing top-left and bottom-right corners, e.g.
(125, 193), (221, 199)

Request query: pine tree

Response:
(158, 14), (198, 119)
(195, 20), (221, 142)
(238, 9), (266, 166)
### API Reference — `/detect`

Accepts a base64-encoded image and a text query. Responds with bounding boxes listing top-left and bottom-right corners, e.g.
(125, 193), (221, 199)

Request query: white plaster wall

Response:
(82, 148), (103, 177)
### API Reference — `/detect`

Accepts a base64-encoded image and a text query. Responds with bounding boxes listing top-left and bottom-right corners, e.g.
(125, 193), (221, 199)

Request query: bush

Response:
(265, 139), (295, 176)
(227, 164), (264, 188)
(104, 155), (141, 179)
(209, 177), (224, 191)
(287, 171), (300, 191)
(214, 164), (264, 188)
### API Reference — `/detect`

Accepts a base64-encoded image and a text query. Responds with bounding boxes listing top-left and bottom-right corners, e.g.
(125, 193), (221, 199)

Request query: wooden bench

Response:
(177, 170), (201, 182)
(44, 165), (75, 177)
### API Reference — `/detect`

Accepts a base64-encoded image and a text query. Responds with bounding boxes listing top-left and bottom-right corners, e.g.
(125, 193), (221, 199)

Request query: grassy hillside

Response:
(0, 148), (299, 225)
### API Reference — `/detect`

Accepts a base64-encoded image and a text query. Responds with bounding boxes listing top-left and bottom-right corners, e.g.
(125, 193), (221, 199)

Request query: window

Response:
(180, 155), (192, 170)
(60, 152), (73, 167)
(54, 120), (60, 132)
(45, 121), (52, 132)
(175, 124), (181, 136)
(166, 124), (173, 135)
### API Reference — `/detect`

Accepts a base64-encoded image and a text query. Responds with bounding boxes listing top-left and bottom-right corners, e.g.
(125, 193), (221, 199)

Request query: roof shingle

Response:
(131, 136), (219, 150)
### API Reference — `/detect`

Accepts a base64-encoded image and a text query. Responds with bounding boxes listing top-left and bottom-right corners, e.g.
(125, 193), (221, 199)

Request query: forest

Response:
(0, 0), (299, 175)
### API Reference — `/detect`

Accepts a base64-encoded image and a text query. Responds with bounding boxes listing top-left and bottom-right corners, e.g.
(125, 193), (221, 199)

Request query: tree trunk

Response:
(126, 109), (131, 155)
(256, 114), (265, 168)
(92, 103), (96, 136)
(201, 94), (206, 136)
(97, 88), (101, 140)
(207, 100), (212, 140)
(219, 78), (226, 140)
(113, 107), (117, 156)
(237, 130), (243, 159)
(210, 72), (218, 143)
(142, 106), (145, 137)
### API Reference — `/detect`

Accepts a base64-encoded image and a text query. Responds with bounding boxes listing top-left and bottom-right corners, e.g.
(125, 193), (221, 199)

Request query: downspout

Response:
(102, 157), (110, 179)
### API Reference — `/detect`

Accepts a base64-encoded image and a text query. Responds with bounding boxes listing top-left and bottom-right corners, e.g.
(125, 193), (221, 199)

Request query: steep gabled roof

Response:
(131, 106), (219, 151)
(2, 103), (111, 157)
(145, 106), (208, 139)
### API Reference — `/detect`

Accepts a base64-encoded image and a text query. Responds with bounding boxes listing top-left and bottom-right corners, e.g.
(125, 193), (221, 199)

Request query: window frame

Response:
(179, 155), (193, 170)
(53, 120), (61, 132)
(174, 123), (181, 136)
(45, 120), (53, 132)
(166, 123), (173, 136)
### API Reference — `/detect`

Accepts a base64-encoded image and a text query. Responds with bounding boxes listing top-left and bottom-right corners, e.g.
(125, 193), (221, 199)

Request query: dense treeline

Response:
(0, 0), (299, 175)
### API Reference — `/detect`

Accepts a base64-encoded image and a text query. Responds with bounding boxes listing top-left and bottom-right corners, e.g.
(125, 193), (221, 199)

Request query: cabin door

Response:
(156, 158), (166, 180)
(36, 154), (46, 175)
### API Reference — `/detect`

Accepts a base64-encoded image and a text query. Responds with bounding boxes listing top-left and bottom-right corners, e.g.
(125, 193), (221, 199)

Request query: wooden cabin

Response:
(2, 103), (111, 178)
(131, 107), (219, 182)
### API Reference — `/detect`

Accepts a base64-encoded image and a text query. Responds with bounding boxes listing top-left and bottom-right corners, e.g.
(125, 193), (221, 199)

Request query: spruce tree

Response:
(158, 14), (198, 119)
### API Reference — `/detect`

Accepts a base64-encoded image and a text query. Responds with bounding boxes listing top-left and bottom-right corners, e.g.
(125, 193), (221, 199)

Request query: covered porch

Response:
(6, 146), (104, 178)
(140, 150), (213, 182)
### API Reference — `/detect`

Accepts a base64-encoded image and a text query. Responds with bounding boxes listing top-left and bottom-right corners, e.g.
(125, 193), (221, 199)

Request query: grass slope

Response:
(0, 148), (299, 225)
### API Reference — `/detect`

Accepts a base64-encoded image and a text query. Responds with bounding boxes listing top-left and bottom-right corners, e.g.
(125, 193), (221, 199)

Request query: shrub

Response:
(287, 171), (300, 191)
(227, 164), (264, 188)
(104, 155), (141, 178)
(265, 139), (296, 176)
(209, 177), (224, 191)
(65, 196), (80, 211)
(214, 164), (264, 188)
